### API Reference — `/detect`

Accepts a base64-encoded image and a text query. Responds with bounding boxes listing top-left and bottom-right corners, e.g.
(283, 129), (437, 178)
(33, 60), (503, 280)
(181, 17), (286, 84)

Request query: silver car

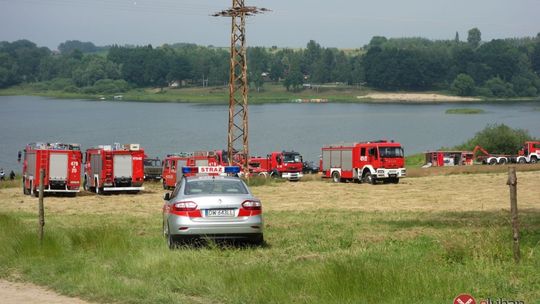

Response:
(162, 175), (264, 248)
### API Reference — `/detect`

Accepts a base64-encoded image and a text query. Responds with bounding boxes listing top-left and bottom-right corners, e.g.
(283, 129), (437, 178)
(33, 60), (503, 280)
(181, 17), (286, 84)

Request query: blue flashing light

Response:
(182, 167), (199, 174)
(224, 166), (241, 174)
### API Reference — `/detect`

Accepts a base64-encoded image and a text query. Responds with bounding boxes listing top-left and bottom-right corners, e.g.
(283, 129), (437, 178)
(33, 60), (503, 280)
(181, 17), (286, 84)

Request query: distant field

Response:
(1, 169), (539, 303)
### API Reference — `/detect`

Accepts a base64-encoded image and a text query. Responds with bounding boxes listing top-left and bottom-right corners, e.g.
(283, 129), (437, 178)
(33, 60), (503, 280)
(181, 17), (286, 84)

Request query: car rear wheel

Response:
(164, 222), (177, 249)
(249, 234), (264, 246)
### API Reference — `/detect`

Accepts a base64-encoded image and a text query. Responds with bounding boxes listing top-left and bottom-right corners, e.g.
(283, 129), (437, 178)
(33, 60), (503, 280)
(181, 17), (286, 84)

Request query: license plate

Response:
(206, 209), (235, 217)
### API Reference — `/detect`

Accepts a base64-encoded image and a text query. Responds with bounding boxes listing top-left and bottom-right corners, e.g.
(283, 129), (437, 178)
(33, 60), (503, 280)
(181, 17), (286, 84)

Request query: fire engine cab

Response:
(83, 143), (145, 194)
(22, 142), (82, 196)
(248, 151), (304, 181)
(162, 151), (217, 189)
(516, 141), (540, 163)
(321, 140), (406, 184)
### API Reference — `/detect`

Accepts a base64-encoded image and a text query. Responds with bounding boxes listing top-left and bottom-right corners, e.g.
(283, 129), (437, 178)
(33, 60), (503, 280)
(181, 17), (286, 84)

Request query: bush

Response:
(451, 73), (476, 96)
(49, 78), (75, 91)
(484, 77), (515, 98)
(455, 123), (535, 154)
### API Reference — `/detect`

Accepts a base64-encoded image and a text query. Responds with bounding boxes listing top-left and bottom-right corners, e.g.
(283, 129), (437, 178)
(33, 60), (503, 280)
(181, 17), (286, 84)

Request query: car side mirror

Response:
(163, 193), (170, 201)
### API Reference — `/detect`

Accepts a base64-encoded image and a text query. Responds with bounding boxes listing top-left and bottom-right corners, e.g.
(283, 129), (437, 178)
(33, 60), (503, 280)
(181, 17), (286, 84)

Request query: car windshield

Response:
(184, 179), (249, 195)
(283, 153), (302, 163)
(379, 147), (404, 158)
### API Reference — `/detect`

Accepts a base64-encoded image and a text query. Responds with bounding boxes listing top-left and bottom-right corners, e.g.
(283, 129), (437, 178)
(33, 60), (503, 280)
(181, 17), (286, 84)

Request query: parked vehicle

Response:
(161, 151), (216, 189)
(302, 161), (320, 174)
(144, 157), (163, 181)
(22, 142), (82, 196)
(162, 166), (263, 248)
(321, 140), (406, 184)
(83, 143), (145, 194)
(248, 151), (304, 181)
(474, 141), (540, 164)
(424, 151), (474, 167)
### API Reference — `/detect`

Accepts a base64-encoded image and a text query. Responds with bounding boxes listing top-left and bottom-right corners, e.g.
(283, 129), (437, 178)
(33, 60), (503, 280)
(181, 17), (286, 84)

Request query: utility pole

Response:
(213, 1), (269, 174)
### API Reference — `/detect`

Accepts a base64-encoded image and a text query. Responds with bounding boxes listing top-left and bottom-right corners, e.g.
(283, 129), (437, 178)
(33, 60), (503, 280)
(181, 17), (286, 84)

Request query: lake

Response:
(1, 95), (539, 172)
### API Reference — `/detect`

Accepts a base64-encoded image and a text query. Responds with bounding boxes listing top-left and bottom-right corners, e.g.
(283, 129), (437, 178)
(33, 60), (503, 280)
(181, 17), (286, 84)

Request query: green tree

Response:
(451, 73), (475, 96)
(467, 28), (481, 48)
(484, 77), (515, 97)
(531, 41), (540, 75)
(284, 61), (303, 91)
(456, 124), (535, 154)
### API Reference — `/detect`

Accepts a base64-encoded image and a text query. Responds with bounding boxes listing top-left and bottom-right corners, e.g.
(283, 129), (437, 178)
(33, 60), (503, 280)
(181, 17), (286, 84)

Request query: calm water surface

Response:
(1, 96), (539, 172)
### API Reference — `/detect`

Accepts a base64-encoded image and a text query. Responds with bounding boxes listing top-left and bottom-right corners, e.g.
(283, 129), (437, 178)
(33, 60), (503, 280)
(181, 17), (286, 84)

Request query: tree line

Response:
(1, 28), (540, 97)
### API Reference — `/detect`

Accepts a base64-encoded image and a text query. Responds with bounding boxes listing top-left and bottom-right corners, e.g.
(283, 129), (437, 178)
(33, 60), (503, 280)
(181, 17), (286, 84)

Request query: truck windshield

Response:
(379, 147), (404, 158)
(283, 153), (302, 163)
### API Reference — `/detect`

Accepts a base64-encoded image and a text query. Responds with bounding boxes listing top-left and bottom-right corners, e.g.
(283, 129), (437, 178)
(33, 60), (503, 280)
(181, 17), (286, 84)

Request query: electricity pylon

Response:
(213, 1), (268, 174)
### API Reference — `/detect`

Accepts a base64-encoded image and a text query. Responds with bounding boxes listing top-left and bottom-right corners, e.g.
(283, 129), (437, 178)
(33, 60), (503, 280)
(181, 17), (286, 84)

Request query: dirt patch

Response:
(357, 92), (481, 102)
(0, 280), (91, 304)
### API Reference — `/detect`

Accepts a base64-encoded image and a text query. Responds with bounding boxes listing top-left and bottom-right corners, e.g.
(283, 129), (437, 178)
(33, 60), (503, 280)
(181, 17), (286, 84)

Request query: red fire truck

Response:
(161, 151), (217, 189)
(516, 141), (540, 163)
(321, 140), (406, 184)
(424, 151), (474, 167)
(474, 141), (540, 165)
(83, 143), (145, 194)
(22, 142), (82, 196)
(248, 151), (304, 181)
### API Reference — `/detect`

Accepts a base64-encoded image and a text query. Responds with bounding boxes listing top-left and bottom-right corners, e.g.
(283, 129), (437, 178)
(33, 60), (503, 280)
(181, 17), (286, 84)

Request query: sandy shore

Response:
(0, 280), (91, 304)
(357, 92), (481, 102)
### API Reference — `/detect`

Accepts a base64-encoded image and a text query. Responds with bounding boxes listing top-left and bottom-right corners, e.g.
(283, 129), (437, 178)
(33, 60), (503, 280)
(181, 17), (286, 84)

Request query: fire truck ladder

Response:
(38, 151), (49, 191)
(104, 153), (113, 185)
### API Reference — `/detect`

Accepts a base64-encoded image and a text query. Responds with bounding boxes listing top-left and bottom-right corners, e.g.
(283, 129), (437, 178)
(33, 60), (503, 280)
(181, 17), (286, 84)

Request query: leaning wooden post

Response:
(506, 167), (520, 263)
(38, 168), (45, 244)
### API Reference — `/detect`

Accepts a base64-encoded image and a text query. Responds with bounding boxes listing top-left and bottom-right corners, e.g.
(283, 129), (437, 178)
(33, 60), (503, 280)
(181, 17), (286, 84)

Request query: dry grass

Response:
(2, 170), (539, 216)
(407, 163), (540, 178)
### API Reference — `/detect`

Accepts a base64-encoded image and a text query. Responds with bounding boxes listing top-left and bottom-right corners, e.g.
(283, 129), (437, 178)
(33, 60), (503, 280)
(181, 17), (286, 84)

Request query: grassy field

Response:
(1, 169), (539, 303)
(0, 83), (373, 104)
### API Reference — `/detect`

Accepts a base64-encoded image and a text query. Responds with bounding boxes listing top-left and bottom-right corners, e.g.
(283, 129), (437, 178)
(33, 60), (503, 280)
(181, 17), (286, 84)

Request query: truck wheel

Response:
(95, 179), (101, 194)
(83, 176), (89, 191)
(498, 158), (507, 165)
(391, 177), (399, 184)
(488, 158), (497, 165)
(518, 158), (526, 164)
(531, 156), (538, 164)
(23, 178), (29, 195)
(270, 170), (280, 179)
(331, 171), (341, 183)
(258, 172), (268, 178)
(364, 173), (376, 185)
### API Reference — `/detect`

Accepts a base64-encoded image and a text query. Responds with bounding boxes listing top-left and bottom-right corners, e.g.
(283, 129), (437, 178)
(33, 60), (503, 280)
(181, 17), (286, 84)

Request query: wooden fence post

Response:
(506, 167), (520, 263)
(38, 168), (45, 244)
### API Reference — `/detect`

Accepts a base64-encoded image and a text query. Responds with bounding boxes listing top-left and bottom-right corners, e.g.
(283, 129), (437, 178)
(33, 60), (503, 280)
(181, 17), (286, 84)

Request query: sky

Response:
(0, 0), (539, 50)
